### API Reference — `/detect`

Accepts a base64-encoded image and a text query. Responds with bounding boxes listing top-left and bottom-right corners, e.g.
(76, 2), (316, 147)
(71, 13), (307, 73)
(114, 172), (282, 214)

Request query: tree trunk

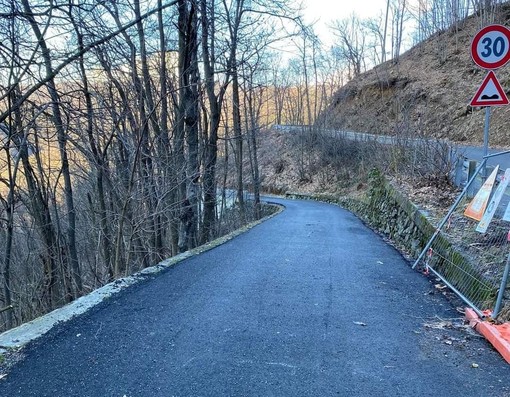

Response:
(200, 0), (228, 243)
(21, 0), (82, 296)
(243, 74), (262, 220)
(11, 91), (61, 309)
(232, 68), (245, 214)
(1, 105), (19, 329)
(157, 0), (172, 253)
(177, 0), (200, 252)
(69, 6), (113, 281)
(134, 0), (164, 260)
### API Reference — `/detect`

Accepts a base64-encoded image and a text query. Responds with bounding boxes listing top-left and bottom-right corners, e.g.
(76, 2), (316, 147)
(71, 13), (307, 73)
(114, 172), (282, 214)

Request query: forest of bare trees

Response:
(0, 0), (506, 332)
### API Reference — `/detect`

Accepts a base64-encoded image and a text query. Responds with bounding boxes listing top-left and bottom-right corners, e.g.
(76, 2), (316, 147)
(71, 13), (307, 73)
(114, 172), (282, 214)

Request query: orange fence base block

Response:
(465, 308), (510, 364)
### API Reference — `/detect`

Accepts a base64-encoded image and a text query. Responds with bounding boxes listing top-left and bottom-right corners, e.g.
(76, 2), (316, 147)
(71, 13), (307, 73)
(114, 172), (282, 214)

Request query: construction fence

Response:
(413, 152), (510, 319)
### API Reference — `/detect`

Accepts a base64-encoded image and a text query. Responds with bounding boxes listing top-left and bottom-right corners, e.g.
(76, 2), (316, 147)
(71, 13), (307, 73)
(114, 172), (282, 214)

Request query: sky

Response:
(303, 0), (387, 22)
(301, 0), (421, 50)
(302, 0), (389, 45)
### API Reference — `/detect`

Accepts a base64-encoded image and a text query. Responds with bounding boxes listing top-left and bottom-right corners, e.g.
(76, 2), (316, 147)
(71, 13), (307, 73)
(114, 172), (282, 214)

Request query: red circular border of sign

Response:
(471, 24), (510, 69)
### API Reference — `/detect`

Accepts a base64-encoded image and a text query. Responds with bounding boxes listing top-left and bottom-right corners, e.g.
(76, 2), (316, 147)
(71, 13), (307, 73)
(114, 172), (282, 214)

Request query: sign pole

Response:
(483, 106), (491, 179)
(470, 25), (510, 180)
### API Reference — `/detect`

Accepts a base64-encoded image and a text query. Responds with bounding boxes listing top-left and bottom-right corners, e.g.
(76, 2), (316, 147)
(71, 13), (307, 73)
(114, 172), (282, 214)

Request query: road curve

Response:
(0, 198), (508, 396)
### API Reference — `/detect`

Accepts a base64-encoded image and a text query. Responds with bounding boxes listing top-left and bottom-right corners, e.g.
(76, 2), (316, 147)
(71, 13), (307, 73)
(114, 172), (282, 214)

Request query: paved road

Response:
(456, 143), (510, 169)
(0, 198), (509, 396)
(336, 130), (510, 169)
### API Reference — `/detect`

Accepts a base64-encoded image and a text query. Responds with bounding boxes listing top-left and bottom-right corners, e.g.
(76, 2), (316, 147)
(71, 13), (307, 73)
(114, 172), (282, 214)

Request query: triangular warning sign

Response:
(470, 71), (509, 106)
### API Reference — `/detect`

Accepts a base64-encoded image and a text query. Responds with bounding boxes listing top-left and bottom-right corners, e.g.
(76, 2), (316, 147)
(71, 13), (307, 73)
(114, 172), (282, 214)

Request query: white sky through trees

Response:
(303, 0), (387, 22)
(302, 0), (419, 48)
(303, 0), (388, 45)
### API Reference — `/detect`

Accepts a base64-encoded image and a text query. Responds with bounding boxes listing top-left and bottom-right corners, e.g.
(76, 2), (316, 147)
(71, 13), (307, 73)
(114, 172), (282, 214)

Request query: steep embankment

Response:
(324, 5), (510, 146)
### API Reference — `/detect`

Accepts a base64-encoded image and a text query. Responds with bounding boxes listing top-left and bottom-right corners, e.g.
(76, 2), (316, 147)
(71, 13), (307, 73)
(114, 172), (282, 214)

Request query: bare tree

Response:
(0, 0), (306, 333)
(330, 15), (367, 78)
(363, 14), (387, 65)
(177, 0), (200, 252)
(21, 0), (83, 299)
(200, 0), (230, 243)
(390, 0), (408, 61)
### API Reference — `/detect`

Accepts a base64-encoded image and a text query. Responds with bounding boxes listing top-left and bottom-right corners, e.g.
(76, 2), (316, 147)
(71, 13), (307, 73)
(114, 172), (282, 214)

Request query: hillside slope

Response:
(323, 4), (510, 146)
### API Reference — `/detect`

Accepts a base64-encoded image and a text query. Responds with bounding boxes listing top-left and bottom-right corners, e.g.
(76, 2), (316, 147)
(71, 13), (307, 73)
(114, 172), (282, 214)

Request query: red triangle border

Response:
(470, 71), (509, 106)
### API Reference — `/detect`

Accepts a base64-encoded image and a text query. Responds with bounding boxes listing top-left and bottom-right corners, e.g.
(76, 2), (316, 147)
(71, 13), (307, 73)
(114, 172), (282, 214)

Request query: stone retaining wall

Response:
(286, 168), (509, 319)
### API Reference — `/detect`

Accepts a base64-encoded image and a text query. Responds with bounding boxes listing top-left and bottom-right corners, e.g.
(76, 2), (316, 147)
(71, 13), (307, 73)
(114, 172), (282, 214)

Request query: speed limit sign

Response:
(471, 24), (510, 69)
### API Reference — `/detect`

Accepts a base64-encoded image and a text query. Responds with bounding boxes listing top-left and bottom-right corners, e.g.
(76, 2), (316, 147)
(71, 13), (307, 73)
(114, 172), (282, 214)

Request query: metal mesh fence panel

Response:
(414, 158), (510, 317)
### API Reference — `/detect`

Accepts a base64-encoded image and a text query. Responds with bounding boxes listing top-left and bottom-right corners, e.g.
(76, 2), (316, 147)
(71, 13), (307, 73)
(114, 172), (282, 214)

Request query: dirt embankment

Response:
(322, 4), (510, 147)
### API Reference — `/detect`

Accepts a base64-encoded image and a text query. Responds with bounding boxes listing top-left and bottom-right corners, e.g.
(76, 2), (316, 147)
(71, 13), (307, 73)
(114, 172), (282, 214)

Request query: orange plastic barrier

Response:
(465, 308), (510, 364)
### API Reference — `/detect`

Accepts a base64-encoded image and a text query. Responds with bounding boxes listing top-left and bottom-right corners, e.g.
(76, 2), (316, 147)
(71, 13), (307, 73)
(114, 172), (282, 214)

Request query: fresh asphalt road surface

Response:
(1, 198), (509, 397)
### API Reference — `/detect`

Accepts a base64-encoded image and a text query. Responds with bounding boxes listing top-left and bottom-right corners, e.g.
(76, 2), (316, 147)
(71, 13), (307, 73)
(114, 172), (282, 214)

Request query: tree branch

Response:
(0, 0), (179, 125)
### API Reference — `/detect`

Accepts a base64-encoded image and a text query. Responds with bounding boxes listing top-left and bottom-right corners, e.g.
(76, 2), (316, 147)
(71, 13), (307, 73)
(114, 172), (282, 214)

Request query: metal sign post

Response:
(470, 25), (510, 178)
(483, 107), (491, 178)
(494, 253), (510, 317)
(468, 25), (510, 317)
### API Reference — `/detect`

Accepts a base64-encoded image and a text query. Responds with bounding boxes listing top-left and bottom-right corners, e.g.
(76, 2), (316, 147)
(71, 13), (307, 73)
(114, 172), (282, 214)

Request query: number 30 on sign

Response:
(471, 24), (510, 69)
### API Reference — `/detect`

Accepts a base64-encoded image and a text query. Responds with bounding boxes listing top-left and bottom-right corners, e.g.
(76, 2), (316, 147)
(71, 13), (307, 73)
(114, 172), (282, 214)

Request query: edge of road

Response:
(3, 193), (510, 367)
(0, 201), (284, 353)
(285, 192), (510, 365)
